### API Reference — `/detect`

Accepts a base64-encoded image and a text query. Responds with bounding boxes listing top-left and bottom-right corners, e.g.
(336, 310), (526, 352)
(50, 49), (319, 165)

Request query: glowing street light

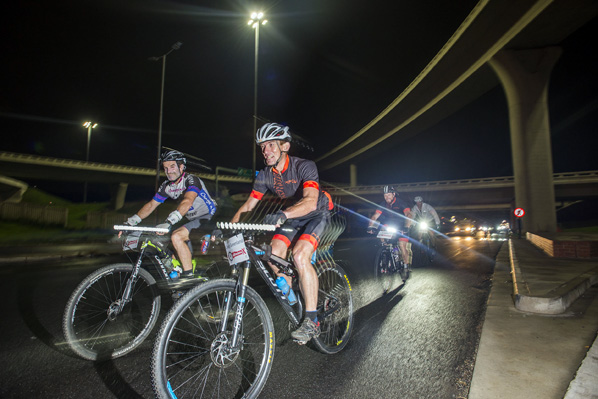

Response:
(82, 121), (98, 203)
(248, 12), (268, 177)
(149, 41), (182, 192)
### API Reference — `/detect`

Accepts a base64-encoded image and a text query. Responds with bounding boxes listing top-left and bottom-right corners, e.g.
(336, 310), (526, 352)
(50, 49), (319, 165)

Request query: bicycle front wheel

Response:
(62, 263), (161, 360)
(312, 263), (354, 354)
(151, 279), (274, 399)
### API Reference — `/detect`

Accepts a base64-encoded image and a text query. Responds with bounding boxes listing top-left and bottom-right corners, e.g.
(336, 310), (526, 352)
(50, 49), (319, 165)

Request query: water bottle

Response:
(169, 265), (183, 280)
(200, 234), (211, 255)
(275, 276), (297, 305)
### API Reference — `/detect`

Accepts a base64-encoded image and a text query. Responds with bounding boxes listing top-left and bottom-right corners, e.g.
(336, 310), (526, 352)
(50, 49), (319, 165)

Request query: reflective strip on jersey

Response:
(250, 190), (264, 200)
(303, 181), (319, 190)
(323, 191), (334, 211)
(153, 193), (168, 203)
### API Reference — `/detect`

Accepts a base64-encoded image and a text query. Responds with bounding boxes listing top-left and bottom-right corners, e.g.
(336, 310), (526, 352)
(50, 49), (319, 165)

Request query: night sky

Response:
(1, 1), (597, 201)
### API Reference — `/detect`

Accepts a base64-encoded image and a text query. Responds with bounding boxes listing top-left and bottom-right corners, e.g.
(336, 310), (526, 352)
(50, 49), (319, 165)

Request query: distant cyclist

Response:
(411, 196), (440, 248)
(231, 122), (333, 344)
(123, 150), (217, 280)
(367, 186), (413, 269)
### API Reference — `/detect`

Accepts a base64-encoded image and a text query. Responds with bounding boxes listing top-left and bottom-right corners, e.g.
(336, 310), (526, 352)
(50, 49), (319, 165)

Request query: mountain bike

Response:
(374, 226), (409, 293)
(62, 225), (226, 361)
(412, 220), (435, 266)
(151, 222), (354, 399)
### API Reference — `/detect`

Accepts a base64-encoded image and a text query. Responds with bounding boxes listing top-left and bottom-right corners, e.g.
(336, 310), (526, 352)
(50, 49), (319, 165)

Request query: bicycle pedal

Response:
(293, 338), (308, 346)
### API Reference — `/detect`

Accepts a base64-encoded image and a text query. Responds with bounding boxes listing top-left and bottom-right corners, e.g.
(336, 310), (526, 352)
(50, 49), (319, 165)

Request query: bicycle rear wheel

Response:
(63, 263), (161, 360)
(312, 263), (354, 354)
(151, 279), (274, 399)
(374, 247), (393, 293)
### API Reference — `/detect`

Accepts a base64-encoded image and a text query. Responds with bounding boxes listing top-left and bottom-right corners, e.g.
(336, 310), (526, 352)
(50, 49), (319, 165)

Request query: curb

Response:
(509, 239), (598, 314)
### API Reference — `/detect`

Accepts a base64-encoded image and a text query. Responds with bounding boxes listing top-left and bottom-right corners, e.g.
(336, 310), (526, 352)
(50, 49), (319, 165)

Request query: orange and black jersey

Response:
(375, 196), (411, 230)
(250, 155), (332, 215)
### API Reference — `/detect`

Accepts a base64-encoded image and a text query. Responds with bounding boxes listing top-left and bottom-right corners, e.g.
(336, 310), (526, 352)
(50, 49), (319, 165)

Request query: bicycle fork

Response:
(224, 260), (251, 351)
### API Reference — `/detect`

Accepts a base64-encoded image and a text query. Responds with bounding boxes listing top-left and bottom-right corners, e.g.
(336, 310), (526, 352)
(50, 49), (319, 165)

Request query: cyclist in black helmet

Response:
(123, 150), (217, 281)
(232, 122), (333, 344)
(367, 185), (413, 269)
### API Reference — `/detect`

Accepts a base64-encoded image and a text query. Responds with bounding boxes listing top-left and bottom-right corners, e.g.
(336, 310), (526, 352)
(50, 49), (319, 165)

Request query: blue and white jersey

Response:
(154, 173), (217, 220)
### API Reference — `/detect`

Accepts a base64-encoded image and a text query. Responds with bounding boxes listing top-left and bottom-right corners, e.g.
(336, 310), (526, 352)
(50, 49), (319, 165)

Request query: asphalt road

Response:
(0, 236), (502, 399)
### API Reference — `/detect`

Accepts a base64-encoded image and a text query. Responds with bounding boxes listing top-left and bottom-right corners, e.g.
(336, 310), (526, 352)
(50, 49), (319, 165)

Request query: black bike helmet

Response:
(256, 123), (292, 144)
(383, 185), (395, 194)
(161, 150), (186, 166)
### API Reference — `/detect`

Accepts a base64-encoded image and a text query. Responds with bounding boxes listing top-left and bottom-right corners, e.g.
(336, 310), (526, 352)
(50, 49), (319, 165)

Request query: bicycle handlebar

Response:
(216, 222), (276, 232)
(113, 225), (170, 234)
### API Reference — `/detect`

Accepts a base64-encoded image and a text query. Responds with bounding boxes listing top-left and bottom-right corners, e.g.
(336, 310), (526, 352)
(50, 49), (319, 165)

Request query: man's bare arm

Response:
(232, 196), (260, 223)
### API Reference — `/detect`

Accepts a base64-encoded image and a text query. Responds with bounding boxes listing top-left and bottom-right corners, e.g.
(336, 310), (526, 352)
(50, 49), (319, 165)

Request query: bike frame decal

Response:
(249, 250), (301, 326)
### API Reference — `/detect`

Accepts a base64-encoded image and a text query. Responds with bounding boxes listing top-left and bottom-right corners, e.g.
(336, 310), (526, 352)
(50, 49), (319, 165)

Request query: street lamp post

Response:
(82, 121), (98, 203)
(149, 41), (182, 192)
(248, 12), (268, 177)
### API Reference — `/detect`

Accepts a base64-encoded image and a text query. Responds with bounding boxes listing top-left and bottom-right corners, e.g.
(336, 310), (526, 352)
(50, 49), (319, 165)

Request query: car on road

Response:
(447, 219), (477, 236)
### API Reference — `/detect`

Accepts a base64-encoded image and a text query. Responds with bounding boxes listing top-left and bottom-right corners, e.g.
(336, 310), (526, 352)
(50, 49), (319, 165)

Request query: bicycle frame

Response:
(114, 226), (182, 312)
(220, 234), (304, 350)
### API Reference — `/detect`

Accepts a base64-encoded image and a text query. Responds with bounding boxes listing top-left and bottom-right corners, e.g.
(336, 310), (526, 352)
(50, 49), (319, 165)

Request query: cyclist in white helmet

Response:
(123, 150), (217, 281)
(232, 122), (333, 344)
(411, 196), (440, 247)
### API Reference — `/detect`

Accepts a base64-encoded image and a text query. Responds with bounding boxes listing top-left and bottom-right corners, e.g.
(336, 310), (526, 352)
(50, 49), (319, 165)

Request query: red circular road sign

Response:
(514, 208), (525, 217)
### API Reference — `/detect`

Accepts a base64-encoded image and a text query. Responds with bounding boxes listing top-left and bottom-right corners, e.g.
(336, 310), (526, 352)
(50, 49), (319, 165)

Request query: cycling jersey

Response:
(250, 155), (333, 214)
(374, 196), (411, 231)
(249, 155), (332, 248)
(411, 202), (440, 226)
(154, 173), (217, 221)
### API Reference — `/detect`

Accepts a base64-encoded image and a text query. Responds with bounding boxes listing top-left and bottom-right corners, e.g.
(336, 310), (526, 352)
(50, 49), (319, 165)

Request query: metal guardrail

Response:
(0, 151), (252, 183)
(323, 171), (598, 195)
(0, 202), (69, 227)
(2, 151), (597, 193)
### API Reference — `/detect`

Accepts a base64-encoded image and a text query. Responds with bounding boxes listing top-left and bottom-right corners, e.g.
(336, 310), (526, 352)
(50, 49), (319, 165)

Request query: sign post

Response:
(514, 208), (525, 238)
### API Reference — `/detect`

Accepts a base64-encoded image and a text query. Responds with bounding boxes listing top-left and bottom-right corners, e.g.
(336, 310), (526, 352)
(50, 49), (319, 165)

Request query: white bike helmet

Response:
(414, 196), (423, 202)
(256, 123), (292, 144)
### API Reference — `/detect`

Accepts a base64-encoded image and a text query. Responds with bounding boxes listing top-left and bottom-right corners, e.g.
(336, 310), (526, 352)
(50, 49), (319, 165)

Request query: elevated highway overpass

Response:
(1, 151), (596, 220)
(324, 171), (598, 214)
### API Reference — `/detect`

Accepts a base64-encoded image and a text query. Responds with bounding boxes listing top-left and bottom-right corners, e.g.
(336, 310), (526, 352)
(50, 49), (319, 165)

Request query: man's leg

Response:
(399, 239), (410, 266)
(289, 239), (321, 344)
(291, 240), (318, 312)
(171, 227), (193, 272)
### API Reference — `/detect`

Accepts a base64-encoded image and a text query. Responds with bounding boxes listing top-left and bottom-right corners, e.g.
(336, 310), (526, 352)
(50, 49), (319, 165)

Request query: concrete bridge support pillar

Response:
(111, 182), (128, 211)
(350, 164), (357, 187)
(489, 47), (561, 233)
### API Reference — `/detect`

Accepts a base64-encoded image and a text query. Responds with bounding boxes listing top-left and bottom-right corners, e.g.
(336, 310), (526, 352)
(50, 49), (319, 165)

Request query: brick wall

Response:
(527, 233), (598, 259)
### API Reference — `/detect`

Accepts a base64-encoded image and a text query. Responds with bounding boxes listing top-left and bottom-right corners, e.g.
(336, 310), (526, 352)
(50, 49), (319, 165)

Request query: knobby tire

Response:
(312, 263), (354, 354)
(151, 279), (274, 399)
(62, 263), (161, 360)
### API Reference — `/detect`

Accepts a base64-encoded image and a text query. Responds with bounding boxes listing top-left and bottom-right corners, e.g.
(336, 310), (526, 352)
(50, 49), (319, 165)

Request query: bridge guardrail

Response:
(323, 171), (598, 195)
(0, 202), (68, 227)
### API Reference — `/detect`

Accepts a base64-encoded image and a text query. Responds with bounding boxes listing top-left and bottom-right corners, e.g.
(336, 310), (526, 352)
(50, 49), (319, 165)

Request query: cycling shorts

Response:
(395, 229), (410, 242)
(272, 210), (330, 250)
(182, 214), (212, 232)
